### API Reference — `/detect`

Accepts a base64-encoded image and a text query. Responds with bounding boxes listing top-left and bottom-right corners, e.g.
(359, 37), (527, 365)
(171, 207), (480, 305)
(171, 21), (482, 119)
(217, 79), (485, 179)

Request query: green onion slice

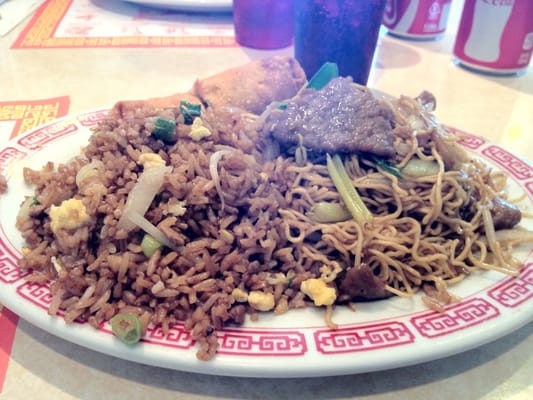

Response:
(306, 62), (339, 90)
(179, 100), (201, 125)
(110, 313), (142, 345)
(151, 117), (176, 143)
(326, 154), (373, 224)
(141, 233), (163, 258)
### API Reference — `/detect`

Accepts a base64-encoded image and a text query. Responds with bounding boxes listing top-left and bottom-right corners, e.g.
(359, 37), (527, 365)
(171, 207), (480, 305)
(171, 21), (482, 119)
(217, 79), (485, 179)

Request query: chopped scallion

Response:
(326, 154), (373, 224)
(151, 117), (176, 143)
(110, 313), (142, 345)
(306, 62), (339, 90)
(141, 233), (163, 258)
(179, 100), (201, 125)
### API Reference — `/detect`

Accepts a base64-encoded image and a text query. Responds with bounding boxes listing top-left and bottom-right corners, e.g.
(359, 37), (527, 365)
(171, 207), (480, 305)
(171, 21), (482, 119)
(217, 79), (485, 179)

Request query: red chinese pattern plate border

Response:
(0, 110), (532, 378)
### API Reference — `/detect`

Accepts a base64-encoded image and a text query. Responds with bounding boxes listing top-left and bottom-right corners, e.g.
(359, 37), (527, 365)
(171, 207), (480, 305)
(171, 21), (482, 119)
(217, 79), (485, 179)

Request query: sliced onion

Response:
(306, 202), (351, 223)
(209, 148), (236, 210)
(494, 228), (533, 244)
(481, 204), (497, 254)
(76, 160), (104, 188)
(117, 165), (172, 231)
(126, 211), (181, 253)
(407, 114), (426, 131)
(262, 138), (280, 161)
(402, 158), (440, 177)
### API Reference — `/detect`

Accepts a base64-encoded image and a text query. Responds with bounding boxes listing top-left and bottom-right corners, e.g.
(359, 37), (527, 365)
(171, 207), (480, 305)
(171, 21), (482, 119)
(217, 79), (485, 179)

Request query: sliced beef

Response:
(338, 263), (390, 300)
(262, 77), (396, 158)
(459, 188), (522, 231)
(491, 197), (521, 230)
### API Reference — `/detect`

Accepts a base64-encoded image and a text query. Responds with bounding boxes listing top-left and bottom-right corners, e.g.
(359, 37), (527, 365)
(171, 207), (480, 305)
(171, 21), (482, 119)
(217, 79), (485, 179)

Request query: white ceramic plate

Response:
(121, 0), (232, 12)
(0, 110), (532, 378)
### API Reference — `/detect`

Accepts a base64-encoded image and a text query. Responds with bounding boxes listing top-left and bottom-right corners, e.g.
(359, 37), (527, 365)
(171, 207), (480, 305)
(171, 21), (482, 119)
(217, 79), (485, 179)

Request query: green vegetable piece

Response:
(141, 233), (163, 258)
(326, 154), (373, 224)
(306, 62), (339, 90)
(371, 156), (403, 180)
(152, 117), (176, 143)
(307, 202), (352, 223)
(402, 158), (440, 177)
(110, 313), (142, 345)
(179, 100), (202, 125)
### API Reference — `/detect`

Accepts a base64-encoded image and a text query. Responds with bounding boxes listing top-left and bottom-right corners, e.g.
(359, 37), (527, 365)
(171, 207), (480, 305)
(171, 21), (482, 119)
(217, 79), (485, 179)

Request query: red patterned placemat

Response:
(0, 95), (69, 393)
(12, 0), (236, 49)
(0, 307), (18, 393)
(0, 96), (70, 139)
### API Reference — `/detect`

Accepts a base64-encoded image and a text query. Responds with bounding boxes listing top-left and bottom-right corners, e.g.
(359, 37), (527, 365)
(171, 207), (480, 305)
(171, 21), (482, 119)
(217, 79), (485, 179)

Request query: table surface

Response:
(0, 1), (532, 399)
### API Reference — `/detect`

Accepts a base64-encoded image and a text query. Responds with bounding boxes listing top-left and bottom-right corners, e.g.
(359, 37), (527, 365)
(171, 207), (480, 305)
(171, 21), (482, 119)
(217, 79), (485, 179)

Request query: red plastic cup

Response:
(233, 0), (294, 49)
(294, 0), (387, 84)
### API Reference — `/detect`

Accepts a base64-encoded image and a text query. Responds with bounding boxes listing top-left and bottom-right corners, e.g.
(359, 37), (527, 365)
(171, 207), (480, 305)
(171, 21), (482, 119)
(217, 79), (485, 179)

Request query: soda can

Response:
(453, 0), (533, 75)
(382, 0), (453, 39)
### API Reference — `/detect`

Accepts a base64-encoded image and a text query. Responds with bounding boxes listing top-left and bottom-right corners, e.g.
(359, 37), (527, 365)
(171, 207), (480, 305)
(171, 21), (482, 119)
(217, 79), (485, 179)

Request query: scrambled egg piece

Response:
(188, 117), (212, 141)
(166, 200), (187, 217)
(300, 278), (336, 306)
(248, 291), (275, 311)
(49, 198), (90, 234)
(231, 288), (249, 303)
(138, 153), (166, 169)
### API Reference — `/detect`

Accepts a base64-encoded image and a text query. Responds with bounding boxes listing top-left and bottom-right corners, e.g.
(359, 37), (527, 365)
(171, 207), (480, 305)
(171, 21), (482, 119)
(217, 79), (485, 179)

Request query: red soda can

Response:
(383, 0), (453, 39)
(453, 0), (533, 75)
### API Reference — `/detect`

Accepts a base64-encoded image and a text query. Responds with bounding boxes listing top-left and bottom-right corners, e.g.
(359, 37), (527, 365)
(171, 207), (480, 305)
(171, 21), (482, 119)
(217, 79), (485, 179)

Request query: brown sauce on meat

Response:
(262, 77), (396, 158)
(338, 264), (390, 300)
